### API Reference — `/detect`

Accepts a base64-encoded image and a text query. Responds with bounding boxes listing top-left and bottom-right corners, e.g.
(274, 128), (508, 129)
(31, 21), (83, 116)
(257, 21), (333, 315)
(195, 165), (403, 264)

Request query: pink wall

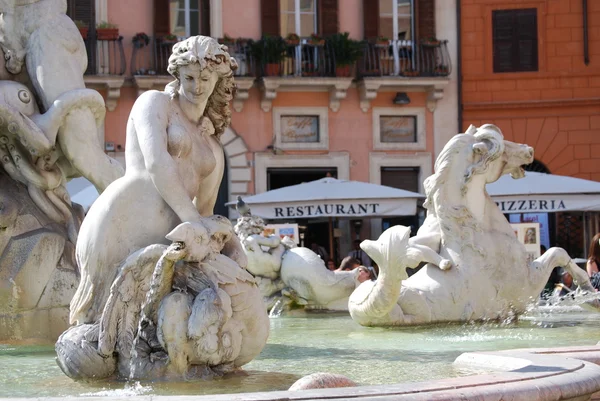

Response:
(222, 0), (262, 39)
(339, 0), (363, 39)
(108, 0), (153, 78)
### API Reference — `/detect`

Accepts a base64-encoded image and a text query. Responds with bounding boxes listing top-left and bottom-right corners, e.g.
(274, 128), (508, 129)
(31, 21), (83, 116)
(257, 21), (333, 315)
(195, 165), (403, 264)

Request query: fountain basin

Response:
(2, 309), (600, 399)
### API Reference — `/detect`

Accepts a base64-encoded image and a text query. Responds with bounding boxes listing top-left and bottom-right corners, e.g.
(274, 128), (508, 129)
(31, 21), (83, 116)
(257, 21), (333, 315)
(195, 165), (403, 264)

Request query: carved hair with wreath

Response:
(165, 36), (238, 139)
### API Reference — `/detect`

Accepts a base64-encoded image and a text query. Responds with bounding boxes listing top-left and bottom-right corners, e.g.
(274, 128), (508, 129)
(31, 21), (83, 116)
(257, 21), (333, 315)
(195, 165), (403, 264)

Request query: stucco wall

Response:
(461, 0), (600, 180)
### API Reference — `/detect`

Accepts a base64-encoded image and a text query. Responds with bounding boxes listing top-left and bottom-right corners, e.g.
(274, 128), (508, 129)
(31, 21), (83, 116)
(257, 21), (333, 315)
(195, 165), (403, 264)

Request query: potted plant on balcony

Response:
(96, 21), (119, 40)
(285, 33), (300, 46)
(132, 32), (150, 48)
(160, 34), (178, 45)
(327, 32), (362, 77)
(421, 36), (441, 47)
(219, 34), (236, 46)
(375, 35), (390, 46)
(402, 68), (420, 77)
(75, 20), (88, 40)
(251, 35), (287, 76)
(308, 33), (325, 46)
(434, 64), (449, 76)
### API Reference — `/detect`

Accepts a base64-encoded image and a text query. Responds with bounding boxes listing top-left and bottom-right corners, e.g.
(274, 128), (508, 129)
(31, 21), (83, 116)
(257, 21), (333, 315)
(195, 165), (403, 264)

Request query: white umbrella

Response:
(226, 177), (425, 219)
(487, 171), (600, 214)
(66, 177), (99, 212)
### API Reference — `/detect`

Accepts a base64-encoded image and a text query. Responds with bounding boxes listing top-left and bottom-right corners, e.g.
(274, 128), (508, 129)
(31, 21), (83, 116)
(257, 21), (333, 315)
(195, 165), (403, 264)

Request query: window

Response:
(280, 116), (320, 143)
(170, 0), (201, 37)
(492, 8), (538, 73)
(379, 116), (417, 143)
(378, 0), (414, 41)
(273, 107), (329, 150)
(372, 107), (425, 150)
(280, 0), (318, 37)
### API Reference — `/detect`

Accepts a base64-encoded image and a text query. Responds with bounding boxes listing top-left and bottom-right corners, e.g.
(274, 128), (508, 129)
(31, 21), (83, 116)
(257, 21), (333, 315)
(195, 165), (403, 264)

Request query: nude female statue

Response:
(70, 36), (246, 325)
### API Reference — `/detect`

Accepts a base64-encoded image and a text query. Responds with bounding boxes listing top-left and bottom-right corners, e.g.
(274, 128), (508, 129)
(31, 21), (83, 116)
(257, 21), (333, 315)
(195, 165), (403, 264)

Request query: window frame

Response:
(379, 0), (415, 42)
(372, 107), (426, 151)
(172, 0), (201, 38)
(273, 107), (329, 150)
(280, 0), (318, 37)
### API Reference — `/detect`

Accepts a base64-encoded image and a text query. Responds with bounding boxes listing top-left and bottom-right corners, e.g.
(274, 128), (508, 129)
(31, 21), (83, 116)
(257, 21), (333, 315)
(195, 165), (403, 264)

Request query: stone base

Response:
(0, 306), (70, 342)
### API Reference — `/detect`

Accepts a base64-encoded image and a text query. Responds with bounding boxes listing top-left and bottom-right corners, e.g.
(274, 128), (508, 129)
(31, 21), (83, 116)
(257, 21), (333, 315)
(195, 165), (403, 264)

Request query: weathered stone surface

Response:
(348, 124), (599, 327)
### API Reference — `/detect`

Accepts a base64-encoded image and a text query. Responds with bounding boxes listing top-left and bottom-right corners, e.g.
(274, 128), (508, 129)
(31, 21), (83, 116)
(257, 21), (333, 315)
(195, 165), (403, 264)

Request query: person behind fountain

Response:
(356, 266), (377, 283)
(553, 269), (576, 297)
(586, 233), (600, 290)
(70, 36), (245, 325)
(336, 256), (360, 271)
(348, 239), (371, 266)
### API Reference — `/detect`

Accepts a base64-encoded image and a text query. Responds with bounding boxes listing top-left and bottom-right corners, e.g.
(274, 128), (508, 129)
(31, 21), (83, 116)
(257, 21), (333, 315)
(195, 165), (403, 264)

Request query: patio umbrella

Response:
(487, 171), (600, 214)
(226, 177), (425, 258)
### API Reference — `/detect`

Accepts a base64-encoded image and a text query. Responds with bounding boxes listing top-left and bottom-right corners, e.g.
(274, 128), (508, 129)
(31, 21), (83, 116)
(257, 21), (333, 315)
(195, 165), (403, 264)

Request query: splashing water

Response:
(80, 381), (152, 397)
(269, 298), (285, 318)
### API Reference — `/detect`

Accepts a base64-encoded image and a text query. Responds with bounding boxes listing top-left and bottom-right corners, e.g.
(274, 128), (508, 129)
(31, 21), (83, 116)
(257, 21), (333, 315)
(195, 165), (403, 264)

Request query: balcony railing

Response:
(131, 37), (256, 77)
(257, 40), (338, 78)
(358, 39), (452, 78)
(130, 36), (451, 80)
(83, 36), (126, 76)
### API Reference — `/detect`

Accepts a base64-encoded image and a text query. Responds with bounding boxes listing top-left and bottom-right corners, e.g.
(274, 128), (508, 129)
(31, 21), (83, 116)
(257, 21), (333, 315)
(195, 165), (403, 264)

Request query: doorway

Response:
(267, 167), (338, 262)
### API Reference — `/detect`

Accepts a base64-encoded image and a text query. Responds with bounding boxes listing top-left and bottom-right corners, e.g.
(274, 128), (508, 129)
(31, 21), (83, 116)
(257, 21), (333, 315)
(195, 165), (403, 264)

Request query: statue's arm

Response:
(134, 92), (201, 224)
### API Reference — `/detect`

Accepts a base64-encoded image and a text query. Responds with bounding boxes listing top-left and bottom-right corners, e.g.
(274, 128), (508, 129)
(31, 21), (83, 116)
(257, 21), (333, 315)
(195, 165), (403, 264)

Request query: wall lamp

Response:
(393, 92), (411, 105)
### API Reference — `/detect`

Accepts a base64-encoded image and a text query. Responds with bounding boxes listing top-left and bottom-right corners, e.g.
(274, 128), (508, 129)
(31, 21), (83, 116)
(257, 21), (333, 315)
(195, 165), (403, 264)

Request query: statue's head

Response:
(166, 36), (238, 138)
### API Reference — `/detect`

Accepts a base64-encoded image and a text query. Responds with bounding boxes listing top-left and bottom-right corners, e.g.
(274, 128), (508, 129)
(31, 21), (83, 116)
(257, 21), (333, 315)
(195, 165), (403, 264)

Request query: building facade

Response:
(73, 0), (458, 258)
(460, 0), (600, 255)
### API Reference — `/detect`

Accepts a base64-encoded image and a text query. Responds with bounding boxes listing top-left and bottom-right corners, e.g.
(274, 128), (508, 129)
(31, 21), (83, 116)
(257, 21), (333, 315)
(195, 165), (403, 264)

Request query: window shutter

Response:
(416, 0), (435, 39)
(363, 0), (379, 39)
(154, 0), (171, 36)
(261, 0), (280, 36)
(66, 0), (95, 74)
(516, 9), (538, 71)
(200, 0), (211, 36)
(319, 0), (338, 36)
(493, 8), (538, 73)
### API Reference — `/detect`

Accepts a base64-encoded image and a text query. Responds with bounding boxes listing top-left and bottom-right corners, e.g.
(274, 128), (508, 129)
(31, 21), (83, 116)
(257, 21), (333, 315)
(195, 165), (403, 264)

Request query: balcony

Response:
(256, 39), (354, 112)
(82, 36), (127, 111)
(357, 39), (452, 112)
(130, 36), (453, 113)
(131, 37), (257, 112)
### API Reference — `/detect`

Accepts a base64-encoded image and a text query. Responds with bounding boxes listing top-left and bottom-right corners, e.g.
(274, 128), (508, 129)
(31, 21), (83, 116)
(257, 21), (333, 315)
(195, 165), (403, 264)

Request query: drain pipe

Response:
(583, 0), (589, 65)
(457, 0), (463, 130)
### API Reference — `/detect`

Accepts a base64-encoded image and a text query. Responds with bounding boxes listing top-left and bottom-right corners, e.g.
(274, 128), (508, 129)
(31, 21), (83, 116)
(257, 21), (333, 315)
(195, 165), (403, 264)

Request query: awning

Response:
(226, 177), (425, 219)
(487, 172), (600, 213)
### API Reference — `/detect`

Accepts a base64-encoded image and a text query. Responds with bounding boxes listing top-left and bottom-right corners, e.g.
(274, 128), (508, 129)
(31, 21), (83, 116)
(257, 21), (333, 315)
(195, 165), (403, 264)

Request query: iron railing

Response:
(358, 39), (452, 78)
(83, 36), (126, 76)
(130, 36), (452, 79)
(131, 37), (257, 77)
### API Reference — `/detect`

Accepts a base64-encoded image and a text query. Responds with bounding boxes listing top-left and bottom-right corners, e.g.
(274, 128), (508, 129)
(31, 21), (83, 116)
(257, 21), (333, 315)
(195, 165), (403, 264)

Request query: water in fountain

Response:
(268, 298), (286, 318)
(3, 307), (600, 397)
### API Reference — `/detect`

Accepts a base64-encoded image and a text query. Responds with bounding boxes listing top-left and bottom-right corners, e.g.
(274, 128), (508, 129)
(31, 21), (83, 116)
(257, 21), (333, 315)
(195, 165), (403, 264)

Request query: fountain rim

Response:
(10, 345), (600, 400)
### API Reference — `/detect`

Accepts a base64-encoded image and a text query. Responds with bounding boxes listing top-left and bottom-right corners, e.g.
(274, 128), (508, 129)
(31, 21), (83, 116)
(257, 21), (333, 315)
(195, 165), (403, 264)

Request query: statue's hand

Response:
(439, 259), (452, 271)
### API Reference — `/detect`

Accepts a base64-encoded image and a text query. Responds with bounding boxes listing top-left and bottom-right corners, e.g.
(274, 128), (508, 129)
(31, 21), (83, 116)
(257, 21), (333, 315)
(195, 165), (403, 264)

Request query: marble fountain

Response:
(2, 2), (600, 400)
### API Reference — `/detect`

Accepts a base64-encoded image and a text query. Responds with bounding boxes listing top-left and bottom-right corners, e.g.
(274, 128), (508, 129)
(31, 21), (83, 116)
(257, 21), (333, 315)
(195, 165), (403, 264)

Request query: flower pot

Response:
(422, 41), (440, 47)
(308, 40), (325, 46)
(265, 63), (280, 76)
(285, 39), (300, 46)
(335, 65), (352, 77)
(78, 27), (88, 40)
(97, 28), (119, 40)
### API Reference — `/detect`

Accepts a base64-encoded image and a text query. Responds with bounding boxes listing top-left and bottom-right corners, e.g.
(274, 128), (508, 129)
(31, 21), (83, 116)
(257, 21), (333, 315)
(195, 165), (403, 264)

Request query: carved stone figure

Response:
(234, 213), (291, 309)
(56, 218), (268, 380)
(234, 210), (359, 312)
(56, 36), (267, 380)
(0, 0), (119, 340)
(0, 0), (123, 190)
(349, 124), (599, 326)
